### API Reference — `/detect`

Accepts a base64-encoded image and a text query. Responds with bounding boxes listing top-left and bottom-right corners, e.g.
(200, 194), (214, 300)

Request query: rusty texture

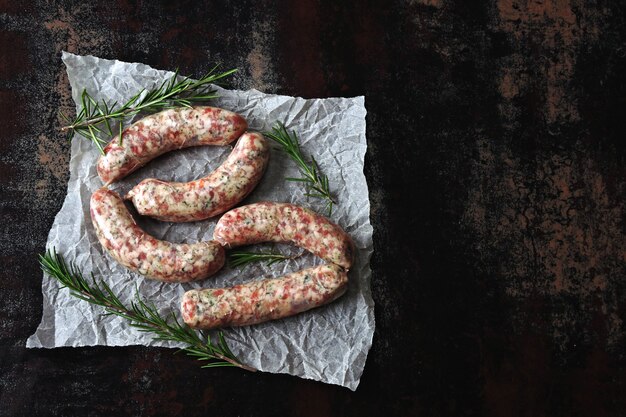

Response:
(0, 0), (625, 416)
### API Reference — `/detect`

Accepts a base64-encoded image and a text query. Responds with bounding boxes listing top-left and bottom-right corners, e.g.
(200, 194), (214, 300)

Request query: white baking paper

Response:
(27, 52), (374, 390)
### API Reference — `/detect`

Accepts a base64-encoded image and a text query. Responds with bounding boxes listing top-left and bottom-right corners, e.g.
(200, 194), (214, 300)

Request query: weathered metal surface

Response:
(0, 0), (624, 415)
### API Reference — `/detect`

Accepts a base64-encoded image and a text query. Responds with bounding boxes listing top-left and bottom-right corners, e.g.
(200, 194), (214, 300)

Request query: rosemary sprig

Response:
(39, 249), (255, 372)
(228, 250), (292, 268)
(265, 122), (336, 216)
(61, 66), (238, 154)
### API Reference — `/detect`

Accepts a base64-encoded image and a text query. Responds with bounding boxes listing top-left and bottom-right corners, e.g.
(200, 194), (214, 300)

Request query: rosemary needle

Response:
(264, 122), (336, 216)
(39, 249), (255, 372)
(61, 66), (237, 154)
(228, 250), (293, 268)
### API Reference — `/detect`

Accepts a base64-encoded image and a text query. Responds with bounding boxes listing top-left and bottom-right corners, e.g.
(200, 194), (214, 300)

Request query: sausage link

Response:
(213, 202), (354, 269)
(125, 132), (270, 222)
(97, 107), (247, 185)
(90, 188), (225, 282)
(181, 263), (348, 329)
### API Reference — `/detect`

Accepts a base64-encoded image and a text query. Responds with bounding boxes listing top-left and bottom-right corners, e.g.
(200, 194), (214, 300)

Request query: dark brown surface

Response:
(1, 1), (625, 416)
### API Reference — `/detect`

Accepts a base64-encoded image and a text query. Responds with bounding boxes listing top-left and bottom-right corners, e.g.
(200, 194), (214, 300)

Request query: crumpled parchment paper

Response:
(27, 52), (374, 390)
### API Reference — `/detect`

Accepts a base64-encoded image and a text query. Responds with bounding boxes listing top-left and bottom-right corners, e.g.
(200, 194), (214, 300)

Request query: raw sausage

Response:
(126, 132), (269, 222)
(181, 264), (348, 329)
(181, 263), (348, 329)
(97, 106), (247, 185)
(213, 202), (355, 269)
(125, 132), (270, 222)
(90, 188), (225, 282)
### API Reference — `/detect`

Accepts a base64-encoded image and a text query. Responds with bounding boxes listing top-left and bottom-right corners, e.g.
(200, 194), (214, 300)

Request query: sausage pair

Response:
(91, 106), (268, 282)
(182, 202), (354, 329)
(89, 106), (353, 330)
(100, 106), (269, 222)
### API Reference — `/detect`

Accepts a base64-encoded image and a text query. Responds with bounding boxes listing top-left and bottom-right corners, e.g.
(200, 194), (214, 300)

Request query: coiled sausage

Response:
(181, 263), (348, 329)
(125, 132), (269, 222)
(213, 202), (354, 269)
(90, 188), (225, 282)
(97, 106), (247, 185)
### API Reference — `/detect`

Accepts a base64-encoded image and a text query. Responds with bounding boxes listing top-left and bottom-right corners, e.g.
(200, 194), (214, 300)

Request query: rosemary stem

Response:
(61, 108), (134, 132)
(213, 352), (257, 372)
(40, 250), (254, 371)
(265, 122), (336, 215)
(60, 112), (122, 133)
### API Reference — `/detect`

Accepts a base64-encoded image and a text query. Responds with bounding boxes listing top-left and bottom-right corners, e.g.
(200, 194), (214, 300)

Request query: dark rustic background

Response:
(1, 1), (625, 416)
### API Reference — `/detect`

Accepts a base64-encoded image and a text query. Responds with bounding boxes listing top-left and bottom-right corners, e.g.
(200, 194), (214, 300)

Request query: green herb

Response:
(265, 122), (336, 216)
(39, 249), (255, 372)
(228, 250), (293, 268)
(60, 66), (238, 154)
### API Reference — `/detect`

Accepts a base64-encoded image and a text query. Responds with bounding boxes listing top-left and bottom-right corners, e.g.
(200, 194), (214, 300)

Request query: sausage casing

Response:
(181, 263), (348, 329)
(90, 188), (225, 282)
(97, 106), (247, 185)
(213, 202), (355, 269)
(125, 132), (270, 222)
